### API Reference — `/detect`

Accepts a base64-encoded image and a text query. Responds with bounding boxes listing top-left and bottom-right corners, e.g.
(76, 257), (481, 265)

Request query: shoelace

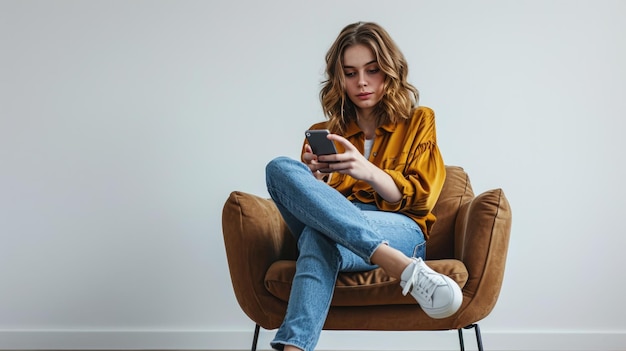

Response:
(402, 266), (440, 303)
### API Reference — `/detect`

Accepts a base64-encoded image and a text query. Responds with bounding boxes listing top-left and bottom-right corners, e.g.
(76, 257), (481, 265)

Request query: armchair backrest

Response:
(429, 166), (512, 312)
(428, 166), (475, 260)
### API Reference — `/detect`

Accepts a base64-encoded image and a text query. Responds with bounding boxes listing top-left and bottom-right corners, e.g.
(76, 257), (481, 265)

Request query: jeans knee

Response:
(266, 156), (291, 186)
(266, 156), (288, 173)
(267, 156), (299, 176)
(266, 156), (310, 186)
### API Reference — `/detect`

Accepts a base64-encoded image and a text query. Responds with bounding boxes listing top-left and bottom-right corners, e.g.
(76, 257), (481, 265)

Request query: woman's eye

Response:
(344, 72), (356, 77)
(368, 68), (380, 74)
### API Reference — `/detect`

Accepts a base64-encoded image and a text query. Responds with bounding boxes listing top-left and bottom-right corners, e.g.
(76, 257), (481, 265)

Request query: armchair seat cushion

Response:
(265, 259), (468, 307)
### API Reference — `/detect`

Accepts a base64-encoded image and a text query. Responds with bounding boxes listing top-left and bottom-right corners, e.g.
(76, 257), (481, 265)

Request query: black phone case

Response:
(305, 130), (337, 155)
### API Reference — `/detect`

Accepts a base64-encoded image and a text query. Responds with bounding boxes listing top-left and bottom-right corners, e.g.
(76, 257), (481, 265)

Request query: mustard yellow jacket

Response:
(303, 106), (445, 239)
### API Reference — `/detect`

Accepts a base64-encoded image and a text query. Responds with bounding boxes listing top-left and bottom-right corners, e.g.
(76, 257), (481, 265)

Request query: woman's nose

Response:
(358, 73), (367, 87)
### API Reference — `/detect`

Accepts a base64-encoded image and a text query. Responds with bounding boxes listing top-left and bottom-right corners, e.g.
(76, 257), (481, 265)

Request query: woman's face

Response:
(342, 44), (385, 116)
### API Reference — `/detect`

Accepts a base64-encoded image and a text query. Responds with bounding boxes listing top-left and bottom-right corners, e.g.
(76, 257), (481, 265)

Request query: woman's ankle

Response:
(371, 244), (413, 279)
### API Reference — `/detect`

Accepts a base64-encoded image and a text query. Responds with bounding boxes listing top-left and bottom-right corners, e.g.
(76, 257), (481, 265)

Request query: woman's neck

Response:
(357, 111), (377, 140)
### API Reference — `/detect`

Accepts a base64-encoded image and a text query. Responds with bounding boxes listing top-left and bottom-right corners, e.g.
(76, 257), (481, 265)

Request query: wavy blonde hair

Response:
(320, 22), (419, 134)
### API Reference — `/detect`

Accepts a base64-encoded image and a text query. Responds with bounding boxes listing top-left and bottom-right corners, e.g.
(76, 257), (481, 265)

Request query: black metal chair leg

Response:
(458, 327), (466, 351)
(472, 324), (484, 351)
(458, 324), (484, 351)
(251, 324), (260, 351)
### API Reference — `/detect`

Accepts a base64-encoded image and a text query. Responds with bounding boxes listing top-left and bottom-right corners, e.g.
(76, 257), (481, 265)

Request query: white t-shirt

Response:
(364, 138), (374, 159)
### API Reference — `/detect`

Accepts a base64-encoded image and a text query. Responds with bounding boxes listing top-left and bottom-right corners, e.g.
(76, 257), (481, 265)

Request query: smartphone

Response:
(305, 129), (337, 156)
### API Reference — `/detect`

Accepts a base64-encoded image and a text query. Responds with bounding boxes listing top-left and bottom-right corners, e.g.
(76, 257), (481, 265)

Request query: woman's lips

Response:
(357, 92), (372, 100)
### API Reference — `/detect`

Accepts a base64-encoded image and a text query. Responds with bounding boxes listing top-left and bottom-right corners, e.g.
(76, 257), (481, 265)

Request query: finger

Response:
(327, 134), (357, 151)
(302, 144), (317, 163)
(320, 160), (343, 173)
(303, 153), (315, 163)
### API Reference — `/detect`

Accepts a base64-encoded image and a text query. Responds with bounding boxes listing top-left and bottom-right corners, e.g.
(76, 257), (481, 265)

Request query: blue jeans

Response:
(265, 156), (426, 351)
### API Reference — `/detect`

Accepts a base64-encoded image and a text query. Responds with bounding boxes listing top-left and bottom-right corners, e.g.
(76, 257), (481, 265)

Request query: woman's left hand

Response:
(317, 134), (377, 182)
(319, 133), (403, 203)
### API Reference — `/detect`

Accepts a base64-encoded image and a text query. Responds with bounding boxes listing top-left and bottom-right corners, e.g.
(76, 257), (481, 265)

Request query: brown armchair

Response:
(222, 166), (512, 351)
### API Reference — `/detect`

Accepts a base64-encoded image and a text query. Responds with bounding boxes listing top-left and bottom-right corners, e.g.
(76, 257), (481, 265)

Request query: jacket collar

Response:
(344, 119), (397, 138)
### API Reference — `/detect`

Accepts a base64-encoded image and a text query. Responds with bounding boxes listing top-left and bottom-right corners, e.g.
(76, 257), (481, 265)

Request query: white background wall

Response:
(1, 0), (625, 350)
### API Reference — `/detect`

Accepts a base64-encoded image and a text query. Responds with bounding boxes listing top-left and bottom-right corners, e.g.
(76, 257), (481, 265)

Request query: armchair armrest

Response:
(222, 191), (296, 328)
(454, 188), (512, 320)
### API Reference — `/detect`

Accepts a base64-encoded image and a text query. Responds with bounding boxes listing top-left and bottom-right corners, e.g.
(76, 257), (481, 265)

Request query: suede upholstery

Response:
(222, 166), (511, 331)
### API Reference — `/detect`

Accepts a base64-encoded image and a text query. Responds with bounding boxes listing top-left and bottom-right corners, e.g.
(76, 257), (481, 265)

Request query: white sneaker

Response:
(400, 257), (462, 319)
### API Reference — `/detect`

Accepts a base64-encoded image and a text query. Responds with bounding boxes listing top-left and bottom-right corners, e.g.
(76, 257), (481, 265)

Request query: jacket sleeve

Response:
(375, 108), (446, 219)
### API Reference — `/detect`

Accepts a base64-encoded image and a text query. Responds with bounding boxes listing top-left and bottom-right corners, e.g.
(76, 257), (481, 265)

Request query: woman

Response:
(265, 21), (462, 351)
